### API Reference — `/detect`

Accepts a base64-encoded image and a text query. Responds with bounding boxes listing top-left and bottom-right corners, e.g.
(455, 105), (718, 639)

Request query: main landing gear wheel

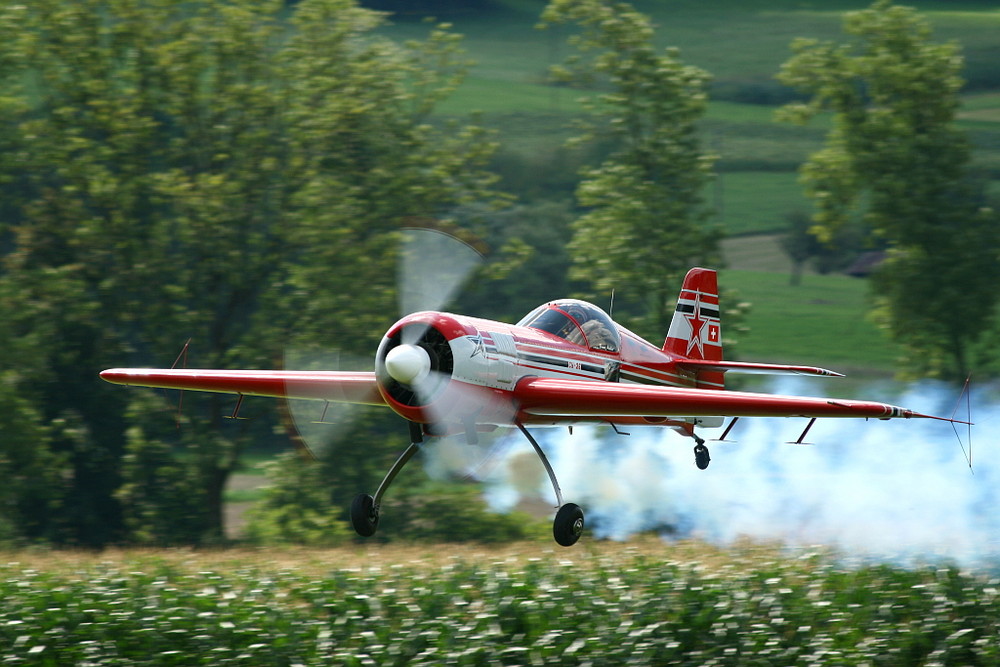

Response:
(553, 503), (585, 547)
(694, 442), (711, 470)
(350, 493), (379, 537)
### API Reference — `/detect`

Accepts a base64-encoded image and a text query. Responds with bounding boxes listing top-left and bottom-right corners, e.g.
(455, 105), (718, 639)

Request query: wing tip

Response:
(99, 368), (128, 385)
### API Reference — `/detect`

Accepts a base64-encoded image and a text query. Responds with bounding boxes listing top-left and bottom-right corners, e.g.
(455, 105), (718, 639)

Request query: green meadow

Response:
(722, 270), (900, 372)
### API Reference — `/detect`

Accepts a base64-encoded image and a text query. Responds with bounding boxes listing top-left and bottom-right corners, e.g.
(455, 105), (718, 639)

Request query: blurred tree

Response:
(777, 0), (1000, 380)
(359, 0), (504, 14)
(781, 211), (816, 287)
(0, 0), (499, 544)
(0, 360), (67, 545)
(0, 263), (72, 544)
(246, 449), (546, 545)
(115, 423), (211, 546)
(448, 200), (569, 323)
(780, 210), (861, 285)
(242, 451), (355, 546)
(539, 0), (721, 342)
(379, 480), (546, 543)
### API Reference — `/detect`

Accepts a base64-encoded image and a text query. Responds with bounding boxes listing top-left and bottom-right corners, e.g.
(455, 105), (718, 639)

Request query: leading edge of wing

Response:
(514, 377), (930, 421)
(100, 368), (386, 405)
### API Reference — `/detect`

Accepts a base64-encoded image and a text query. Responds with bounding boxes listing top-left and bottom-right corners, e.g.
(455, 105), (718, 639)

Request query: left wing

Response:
(514, 377), (948, 421)
(99, 368), (386, 405)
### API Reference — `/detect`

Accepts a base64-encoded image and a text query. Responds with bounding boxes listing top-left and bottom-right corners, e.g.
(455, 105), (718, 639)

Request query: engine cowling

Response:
(375, 312), (525, 433)
(375, 313), (469, 424)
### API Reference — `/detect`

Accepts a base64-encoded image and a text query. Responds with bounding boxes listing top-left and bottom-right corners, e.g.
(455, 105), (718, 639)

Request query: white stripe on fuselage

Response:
(455, 331), (725, 391)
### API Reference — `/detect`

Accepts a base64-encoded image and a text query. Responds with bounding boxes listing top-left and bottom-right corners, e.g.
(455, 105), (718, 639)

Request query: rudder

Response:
(664, 268), (723, 387)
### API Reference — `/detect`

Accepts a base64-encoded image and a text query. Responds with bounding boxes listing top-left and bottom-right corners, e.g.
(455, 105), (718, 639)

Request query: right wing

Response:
(513, 377), (941, 421)
(99, 368), (386, 405)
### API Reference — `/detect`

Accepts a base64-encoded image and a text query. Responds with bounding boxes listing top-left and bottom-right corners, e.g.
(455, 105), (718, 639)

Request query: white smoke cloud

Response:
(479, 378), (998, 567)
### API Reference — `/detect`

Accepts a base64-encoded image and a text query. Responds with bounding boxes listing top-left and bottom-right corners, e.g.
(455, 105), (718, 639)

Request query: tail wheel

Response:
(553, 503), (585, 547)
(694, 443), (711, 470)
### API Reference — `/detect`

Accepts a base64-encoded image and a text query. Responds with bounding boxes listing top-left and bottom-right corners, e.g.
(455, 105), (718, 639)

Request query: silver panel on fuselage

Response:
(447, 310), (702, 395)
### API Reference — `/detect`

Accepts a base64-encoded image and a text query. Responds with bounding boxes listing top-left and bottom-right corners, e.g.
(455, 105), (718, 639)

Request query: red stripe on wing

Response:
(514, 377), (913, 420)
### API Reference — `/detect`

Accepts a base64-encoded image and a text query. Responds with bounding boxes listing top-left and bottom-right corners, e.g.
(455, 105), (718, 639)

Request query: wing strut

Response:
(224, 394), (246, 421)
(789, 417), (818, 445)
(171, 338), (192, 429)
(714, 416), (740, 442)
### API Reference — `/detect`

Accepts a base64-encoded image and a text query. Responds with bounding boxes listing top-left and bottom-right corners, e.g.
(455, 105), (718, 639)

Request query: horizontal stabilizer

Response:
(676, 359), (844, 377)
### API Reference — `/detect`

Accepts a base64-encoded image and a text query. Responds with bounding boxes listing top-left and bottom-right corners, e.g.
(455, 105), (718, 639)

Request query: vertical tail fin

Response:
(664, 268), (723, 387)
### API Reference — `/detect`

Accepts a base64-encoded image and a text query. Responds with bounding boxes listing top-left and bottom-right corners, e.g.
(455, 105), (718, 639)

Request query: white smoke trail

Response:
(480, 377), (999, 567)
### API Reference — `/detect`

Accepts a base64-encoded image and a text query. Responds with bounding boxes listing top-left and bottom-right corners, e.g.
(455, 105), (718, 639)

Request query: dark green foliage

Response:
(541, 0), (722, 342)
(0, 0), (499, 546)
(244, 449), (546, 545)
(777, 0), (1000, 380)
(242, 452), (355, 546)
(360, 0), (509, 15)
(453, 198), (578, 322)
(116, 426), (213, 546)
(2, 549), (999, 664)
(0, 379), (65, 545)
(378, 481), (547, 543)
(780, 210), (861, 284)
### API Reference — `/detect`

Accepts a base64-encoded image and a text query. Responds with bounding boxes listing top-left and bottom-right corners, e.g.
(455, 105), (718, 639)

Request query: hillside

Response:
(379, 0), (1000, 228)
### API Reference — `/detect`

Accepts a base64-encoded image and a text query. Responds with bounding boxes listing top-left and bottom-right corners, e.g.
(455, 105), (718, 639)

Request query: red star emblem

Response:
(685, 298), (706, 358)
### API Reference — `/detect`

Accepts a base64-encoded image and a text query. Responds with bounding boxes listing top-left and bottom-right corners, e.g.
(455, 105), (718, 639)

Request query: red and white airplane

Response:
(101, 251), (963, 546)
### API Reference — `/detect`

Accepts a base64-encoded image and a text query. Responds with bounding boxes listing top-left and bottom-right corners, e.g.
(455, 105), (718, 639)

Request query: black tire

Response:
(350, 493), (379, 537)
(694, 443), (711, 470)
(553, 503), (585, 547)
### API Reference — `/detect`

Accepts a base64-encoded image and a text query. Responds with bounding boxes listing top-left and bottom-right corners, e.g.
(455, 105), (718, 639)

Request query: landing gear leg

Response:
(517, 422), (584, 547)
(350, 422), (423, 538)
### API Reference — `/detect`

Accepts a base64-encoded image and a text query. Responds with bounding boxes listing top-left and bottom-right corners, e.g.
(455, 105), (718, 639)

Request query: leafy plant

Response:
(2, 543), (999, 665)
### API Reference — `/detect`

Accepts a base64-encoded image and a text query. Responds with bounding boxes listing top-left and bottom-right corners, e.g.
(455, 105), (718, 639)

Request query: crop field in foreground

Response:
(2, 539), (998, 665)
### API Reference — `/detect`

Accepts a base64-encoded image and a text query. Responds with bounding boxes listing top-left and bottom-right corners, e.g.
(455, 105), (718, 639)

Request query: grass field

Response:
(2, 540), (998, 665)
(710, 171), (811, 235)
(721, 270), (901, 372)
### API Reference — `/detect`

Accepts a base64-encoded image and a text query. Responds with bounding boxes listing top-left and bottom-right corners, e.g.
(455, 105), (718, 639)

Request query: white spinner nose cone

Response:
(385, 344), (431, 385)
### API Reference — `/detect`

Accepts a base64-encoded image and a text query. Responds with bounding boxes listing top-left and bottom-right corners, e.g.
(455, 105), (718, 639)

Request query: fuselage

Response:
(375, 300), (710, 433)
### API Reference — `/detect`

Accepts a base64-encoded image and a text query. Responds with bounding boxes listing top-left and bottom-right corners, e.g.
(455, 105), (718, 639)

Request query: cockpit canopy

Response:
(517, 299), (620, 353)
